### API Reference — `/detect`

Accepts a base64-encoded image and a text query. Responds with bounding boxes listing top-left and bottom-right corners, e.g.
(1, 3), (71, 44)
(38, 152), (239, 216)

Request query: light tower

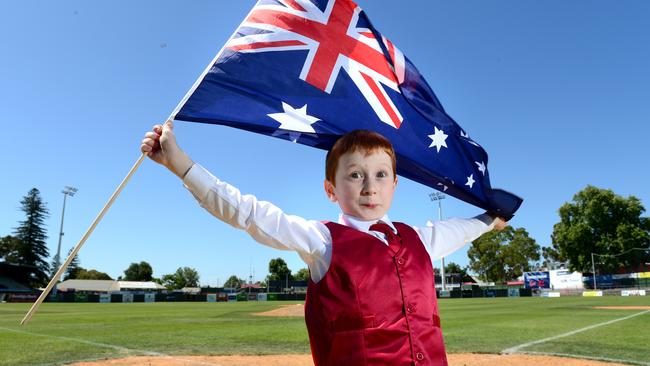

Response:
(51, 186), (77, 296)
(429, 191), (446, 291)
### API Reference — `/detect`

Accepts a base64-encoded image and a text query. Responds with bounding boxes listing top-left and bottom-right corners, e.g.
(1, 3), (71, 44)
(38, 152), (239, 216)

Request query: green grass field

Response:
(1, 296), (649, 366)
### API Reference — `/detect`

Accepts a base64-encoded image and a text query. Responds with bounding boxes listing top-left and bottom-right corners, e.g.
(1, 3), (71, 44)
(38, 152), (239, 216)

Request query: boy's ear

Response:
(324, 180), (337, 202)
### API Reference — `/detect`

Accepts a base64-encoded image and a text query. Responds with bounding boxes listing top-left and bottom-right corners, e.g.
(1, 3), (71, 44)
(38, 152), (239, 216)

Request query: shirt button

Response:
(416, 352), (425, 361)
(397, 257), (405, 265)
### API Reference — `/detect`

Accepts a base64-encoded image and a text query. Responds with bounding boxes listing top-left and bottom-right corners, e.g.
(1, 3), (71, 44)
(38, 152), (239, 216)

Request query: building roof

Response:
(179, 287), (201, 294)
(117, 281), (165, 290)
(58, 280), (117, 292)
(58, 280), (165, 292)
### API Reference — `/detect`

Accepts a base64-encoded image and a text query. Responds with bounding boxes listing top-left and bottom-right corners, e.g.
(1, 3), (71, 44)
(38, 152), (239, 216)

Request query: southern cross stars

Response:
(428, 127), (448, 153)
(465, 174), (475, 189)
(475, 161), (486, 176)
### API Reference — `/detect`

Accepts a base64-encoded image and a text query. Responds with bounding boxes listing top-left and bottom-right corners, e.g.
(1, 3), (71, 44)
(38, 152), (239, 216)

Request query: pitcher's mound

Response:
(253, 304), (304, 317)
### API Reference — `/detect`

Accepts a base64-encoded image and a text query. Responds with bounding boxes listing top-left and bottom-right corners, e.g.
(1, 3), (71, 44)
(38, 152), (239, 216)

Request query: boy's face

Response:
(324, 149), (397, 221)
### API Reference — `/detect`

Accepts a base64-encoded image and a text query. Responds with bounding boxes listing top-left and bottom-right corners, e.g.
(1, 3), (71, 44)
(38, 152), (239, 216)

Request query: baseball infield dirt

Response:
(68, 353), (633, 366)
(67, 304), (638, 365)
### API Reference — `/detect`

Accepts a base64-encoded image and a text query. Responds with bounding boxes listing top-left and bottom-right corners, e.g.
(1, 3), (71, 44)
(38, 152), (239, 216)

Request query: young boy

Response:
(141, 122), (506, 366)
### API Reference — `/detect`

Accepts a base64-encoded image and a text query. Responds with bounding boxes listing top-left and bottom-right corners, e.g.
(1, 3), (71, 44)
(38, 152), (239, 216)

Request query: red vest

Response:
(305, 222), (447, 366)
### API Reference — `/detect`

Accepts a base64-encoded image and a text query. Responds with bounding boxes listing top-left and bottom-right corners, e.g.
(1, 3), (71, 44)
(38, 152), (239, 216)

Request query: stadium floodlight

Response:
(429, 192), (446, 291)
(53, 186), (78, 283)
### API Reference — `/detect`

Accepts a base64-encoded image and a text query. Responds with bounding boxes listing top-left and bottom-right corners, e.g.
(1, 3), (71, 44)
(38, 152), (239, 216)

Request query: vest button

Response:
(397, 257), (405, 265)
(407, 303), (416, 313)
(416, 352), (425, 361)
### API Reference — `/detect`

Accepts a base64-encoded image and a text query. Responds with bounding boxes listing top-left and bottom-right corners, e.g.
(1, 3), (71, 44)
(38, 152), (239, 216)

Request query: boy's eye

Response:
(350, 172), (363, 179)
(376, 171), (388, 178)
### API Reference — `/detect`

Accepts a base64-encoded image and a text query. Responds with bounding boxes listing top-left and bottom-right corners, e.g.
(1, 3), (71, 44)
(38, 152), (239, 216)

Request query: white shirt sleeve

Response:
(413, 214), (495, 260)
(182, 164), (331, 279)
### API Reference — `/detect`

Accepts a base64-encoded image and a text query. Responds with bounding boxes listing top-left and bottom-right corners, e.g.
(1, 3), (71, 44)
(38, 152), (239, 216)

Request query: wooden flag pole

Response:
(19, 0), (255, 326)
(20, 153), (146, 326)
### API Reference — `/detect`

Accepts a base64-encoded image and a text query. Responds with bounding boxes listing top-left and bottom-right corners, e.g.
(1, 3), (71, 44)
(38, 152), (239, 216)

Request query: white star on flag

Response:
(437, 182), (448, 192)
(476, 161), (486, 176)
(268, 102), (319, 133)
(428, 127), (448, 153)
(465, 174), (475, 189)
(460, 130), (479, 147)
(268, 102), (320, 142)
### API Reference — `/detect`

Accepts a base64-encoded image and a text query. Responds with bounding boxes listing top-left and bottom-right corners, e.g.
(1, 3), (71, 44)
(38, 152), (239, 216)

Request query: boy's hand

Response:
(492, 217), (508, 231)
(141, 121), (193, 179)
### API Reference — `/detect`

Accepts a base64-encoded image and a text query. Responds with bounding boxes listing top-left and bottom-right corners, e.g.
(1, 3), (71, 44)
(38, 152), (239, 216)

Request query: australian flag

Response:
(174, 0), (522, 220)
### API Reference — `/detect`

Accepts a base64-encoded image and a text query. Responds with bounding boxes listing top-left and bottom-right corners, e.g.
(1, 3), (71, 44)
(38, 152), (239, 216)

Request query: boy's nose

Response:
(362, 179), (376, 195)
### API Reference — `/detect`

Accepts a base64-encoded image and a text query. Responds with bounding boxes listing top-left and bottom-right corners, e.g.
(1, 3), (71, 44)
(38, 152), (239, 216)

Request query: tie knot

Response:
(369, 222), (401, 254)
(369, 222), (395, 237)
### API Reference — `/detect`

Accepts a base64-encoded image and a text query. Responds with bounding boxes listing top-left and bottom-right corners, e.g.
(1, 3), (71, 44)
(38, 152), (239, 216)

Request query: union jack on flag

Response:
(174, 0), (522, 219)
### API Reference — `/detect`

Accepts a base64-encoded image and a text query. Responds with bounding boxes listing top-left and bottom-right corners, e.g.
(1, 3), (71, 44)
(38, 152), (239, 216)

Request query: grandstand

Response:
(0, 262), (35, 302)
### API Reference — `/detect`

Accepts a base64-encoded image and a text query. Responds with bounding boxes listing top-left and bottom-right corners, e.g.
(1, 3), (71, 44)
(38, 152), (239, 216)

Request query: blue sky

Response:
(2, 1), (648, 286)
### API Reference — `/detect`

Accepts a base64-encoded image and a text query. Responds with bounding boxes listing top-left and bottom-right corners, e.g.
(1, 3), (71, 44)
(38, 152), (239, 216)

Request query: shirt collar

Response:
(338, 213), (397, 234)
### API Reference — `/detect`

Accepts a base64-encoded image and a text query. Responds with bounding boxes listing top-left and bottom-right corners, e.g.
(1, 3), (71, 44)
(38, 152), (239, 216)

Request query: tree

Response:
(160, 267), (200, 289)
(75, 268), (113, 280)
(268, 257), (292, 282)
(551, 186), (650, 273)
(294, 268), (310, 281)
(224, 275), (243, 289)
(0, 235), (21, 263)
(541, 246), (566, 269)
(13, 188), (50, 286)
(122, 261), (153, 281)
(468, 226), (540, 283)
(444, 262), (471, 281)
(62, 247), (81, 280)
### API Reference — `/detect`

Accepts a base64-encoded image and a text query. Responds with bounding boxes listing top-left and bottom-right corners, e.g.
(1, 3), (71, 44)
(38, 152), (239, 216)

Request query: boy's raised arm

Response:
(415, 213), (508, 260)
(140, 122), (330, 272)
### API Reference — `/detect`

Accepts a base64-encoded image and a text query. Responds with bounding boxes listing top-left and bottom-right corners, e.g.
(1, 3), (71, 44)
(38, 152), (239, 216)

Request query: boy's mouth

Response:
(361, 203), (378, 209)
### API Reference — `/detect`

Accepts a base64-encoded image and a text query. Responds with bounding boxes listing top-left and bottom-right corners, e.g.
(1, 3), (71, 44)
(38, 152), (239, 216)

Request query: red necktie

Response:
(369, 222), (402, 254)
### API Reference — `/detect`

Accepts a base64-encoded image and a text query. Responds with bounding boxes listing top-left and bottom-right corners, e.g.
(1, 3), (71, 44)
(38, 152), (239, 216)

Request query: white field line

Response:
(523, 351), (650, 366)
(0, 326), (225, 366)
(501, 309), (650, 354)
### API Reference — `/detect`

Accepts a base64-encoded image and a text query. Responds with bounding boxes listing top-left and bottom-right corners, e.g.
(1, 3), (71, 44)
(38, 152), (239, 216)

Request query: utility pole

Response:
(591, 252), (597, 290)
(429, 192), (446, 291)
(52, 186), (77, 296)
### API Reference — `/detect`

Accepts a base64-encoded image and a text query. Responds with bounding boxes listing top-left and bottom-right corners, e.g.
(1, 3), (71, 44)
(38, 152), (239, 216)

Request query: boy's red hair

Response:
(325, 130), (397, 185)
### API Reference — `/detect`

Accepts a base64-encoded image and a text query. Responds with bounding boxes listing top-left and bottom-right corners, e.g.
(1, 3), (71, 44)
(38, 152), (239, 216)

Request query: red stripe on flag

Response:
(228, 40), (306, 51)
(282, 0), (307, 12)
(385, 38), (396, 65)
(361, 72), (401, 128)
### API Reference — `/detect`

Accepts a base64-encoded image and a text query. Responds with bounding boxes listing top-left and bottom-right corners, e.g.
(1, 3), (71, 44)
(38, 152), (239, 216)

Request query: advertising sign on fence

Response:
(122, 293), (134, 303)
(508, 288), (520, 297)
(144, 293), (156, 302)
(549, 270), (584, 289)
(206, 294), (217, 302)
(621, 290), (646, 296)
(524, 271), (550, 289)
(99, 294), (111, 303)
(541, 292), (561, 298)
(582, 291), (603, 297)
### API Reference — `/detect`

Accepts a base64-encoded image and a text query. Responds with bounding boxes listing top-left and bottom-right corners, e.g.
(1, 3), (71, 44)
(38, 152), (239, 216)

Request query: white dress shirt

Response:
(183, 164), (495, 283)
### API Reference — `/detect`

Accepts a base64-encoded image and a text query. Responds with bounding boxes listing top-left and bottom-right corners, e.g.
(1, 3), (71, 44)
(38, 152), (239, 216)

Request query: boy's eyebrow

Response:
(344, 163), (392, 170)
